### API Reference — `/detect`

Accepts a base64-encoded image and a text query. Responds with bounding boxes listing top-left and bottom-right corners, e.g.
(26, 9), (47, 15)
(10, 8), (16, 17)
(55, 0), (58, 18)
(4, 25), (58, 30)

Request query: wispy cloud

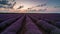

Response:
(54, 6), (60, 8)
(36, 3), (47, 7)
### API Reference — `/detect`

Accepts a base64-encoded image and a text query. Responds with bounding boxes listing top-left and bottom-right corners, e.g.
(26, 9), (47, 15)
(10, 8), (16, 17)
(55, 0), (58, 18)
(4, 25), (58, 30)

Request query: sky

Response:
(0, 0), (60, 13)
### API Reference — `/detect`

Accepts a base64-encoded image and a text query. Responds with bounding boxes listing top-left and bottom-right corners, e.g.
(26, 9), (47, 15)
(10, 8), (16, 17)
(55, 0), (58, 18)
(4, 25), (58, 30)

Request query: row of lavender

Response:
(0, 13), (60, 34)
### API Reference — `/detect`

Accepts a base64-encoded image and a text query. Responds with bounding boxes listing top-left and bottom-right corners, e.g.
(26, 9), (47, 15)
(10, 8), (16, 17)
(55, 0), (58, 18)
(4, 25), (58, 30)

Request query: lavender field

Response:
(0, 13), (60, 34)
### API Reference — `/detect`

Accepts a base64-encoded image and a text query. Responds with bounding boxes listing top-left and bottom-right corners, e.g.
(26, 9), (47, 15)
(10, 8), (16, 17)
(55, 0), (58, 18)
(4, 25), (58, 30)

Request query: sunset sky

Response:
(0, 0), (60, 13)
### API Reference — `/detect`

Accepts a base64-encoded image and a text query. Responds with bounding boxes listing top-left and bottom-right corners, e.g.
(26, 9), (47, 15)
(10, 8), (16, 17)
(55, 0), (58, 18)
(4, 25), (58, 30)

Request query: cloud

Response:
(17, 6), (24, 9)
(28, 3), (47, 9)
(36, 5), (41, 7)
(38, 8), (47, 11)
(54, 6), (60, 8)
(0, 0), (8, 5)
(36, 3), (47, 7)
(26, 3), (47, 11)
(0, 5), (4, 8)
(0, 0), (15, 8)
